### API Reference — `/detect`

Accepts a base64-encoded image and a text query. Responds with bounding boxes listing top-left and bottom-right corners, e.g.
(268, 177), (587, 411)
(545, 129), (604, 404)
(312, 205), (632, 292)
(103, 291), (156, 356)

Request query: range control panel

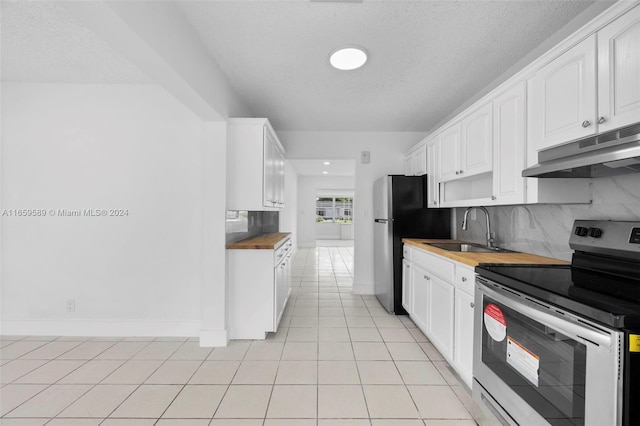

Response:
(574, 226), (603, 238)
(569, 220), (640, 260)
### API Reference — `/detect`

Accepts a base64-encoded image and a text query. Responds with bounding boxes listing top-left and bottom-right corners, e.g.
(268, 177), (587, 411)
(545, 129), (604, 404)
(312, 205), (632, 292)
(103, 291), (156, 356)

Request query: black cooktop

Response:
(475, 263), (640, 329)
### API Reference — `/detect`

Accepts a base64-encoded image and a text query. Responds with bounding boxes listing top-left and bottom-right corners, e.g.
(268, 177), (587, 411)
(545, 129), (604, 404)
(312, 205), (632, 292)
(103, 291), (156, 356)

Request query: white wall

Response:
(1, 2), (253, 345)
(1, 83), (208, 336)
(279, 160), (299, 249)
(296, 175), (355, 247)
(280, 131), (425, 294)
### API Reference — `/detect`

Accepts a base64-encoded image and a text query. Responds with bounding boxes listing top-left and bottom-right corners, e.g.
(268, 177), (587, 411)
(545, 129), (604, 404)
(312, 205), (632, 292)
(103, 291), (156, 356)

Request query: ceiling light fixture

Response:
(323, 171), (329, 174)
(329, 46), (368, 70)
(323, 161), (331, 165)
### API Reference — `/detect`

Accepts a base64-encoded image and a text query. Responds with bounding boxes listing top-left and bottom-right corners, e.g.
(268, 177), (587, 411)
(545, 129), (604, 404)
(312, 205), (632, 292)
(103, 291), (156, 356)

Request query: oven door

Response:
(473, 277), (623, 426)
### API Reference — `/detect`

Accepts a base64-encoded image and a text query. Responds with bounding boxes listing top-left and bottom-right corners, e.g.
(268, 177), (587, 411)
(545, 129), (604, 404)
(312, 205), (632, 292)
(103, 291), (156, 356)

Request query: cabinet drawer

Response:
(455, 266), (475, 294)
(275, 238), (292, 263)
(403, 244), (412, 261)
(412, 249), (454, 282)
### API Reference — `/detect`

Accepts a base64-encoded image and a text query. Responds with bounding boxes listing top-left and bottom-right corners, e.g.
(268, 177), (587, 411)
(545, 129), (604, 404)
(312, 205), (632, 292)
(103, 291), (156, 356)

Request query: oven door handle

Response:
(479, 281), (614, 348)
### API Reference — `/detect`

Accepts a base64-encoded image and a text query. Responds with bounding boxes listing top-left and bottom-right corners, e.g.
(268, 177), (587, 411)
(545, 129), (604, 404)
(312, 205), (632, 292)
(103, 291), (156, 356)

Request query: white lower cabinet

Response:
(453, 287), (475, 388)
(274, 251), (292, 328)
(228, 237), (292, 339)
(427, 275), (454, 362)
(401, 260), (412, 313)
(403, 244), (475, 387)
(410, 263), (431, 332)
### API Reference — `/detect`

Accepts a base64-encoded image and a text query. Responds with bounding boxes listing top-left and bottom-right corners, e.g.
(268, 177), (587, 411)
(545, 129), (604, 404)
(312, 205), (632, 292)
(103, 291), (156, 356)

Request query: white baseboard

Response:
(352, 282), (374, 295)
(199, 328), (229, 347)
(297, 243), (316, 248)
(0, 319), (201, 337)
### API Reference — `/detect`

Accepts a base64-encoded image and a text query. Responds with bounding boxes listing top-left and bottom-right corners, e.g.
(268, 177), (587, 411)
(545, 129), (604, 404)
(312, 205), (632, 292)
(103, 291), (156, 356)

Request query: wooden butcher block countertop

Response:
(226, 232), (291, 250)
(402, 239), (569, 268)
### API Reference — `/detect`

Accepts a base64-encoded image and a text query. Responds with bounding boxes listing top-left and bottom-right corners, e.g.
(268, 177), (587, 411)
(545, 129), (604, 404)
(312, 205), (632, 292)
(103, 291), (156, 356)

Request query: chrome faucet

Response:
(462, 206), (494, 248)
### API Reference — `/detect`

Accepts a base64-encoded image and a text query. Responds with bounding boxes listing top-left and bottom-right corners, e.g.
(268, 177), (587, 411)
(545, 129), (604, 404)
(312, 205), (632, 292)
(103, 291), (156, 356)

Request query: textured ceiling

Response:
(180, 0), (597, 132)
(1, 1), (151, 84)
(1, 1), (601, 133)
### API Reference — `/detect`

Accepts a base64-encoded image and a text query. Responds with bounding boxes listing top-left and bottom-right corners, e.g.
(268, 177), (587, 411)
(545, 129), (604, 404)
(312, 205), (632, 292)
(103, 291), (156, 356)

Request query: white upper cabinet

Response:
(492, 82), (526, 205)
(263, 129), (285, 208)
(405, 3), (636, 207)
(228, 118), (286, 211)
(403, 144), (427, 176)
(597, 7), (640, 133)
(438, 123), (461, 181)
(426, 137), (439, 208)
(529, 35), (597, 151)
(529, 5), (640, 151)
(460, 102), (493, 178)
(438, 103), (492, 182)
(403, 156), (413, 176)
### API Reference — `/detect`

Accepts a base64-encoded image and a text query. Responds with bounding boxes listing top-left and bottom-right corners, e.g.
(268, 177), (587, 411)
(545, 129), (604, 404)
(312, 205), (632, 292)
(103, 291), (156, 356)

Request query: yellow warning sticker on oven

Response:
(630, 334), (640, 353)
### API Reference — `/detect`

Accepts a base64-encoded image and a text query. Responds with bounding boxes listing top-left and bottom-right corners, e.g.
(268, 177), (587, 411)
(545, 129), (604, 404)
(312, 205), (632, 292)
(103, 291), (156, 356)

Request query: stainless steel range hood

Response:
(523, 123), (640, 178)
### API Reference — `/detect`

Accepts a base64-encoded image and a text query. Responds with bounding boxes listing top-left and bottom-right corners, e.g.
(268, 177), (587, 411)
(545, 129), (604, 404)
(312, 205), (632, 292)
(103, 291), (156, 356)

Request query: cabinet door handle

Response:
(491, 195), (496, 200)
(461, 277), (467, 282)
(455, 171), (459, 175)
(459, 170), (464, 174)
(470, 302), (475, 308)
(581, 120), (591, 128)
(597, 116), (606, 124)
(423, 275), (430, 280)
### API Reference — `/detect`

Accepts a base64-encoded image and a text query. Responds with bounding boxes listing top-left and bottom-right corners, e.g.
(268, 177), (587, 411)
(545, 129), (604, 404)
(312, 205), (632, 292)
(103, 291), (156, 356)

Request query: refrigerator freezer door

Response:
(374, 218), (394, 312)
(373, 176), (392, 220)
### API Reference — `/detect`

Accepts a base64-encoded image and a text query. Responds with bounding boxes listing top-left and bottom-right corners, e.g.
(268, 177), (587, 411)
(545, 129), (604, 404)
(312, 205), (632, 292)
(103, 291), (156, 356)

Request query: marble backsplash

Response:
(453, 173), (640, 261)
(225, 211), (280, 244)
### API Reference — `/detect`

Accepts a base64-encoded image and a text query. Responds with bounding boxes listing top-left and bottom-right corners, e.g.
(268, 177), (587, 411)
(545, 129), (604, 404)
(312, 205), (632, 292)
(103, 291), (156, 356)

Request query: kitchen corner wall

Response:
(454, 174), (640, 261)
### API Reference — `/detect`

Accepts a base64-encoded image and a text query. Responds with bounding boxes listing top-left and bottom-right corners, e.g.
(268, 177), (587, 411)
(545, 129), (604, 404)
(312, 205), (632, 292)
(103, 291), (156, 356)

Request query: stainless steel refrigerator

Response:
(373, 175), (451, 314)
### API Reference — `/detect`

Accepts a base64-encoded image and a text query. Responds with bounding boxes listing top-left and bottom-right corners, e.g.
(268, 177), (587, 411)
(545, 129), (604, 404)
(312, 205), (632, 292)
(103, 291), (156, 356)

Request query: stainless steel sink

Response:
(424, 242), (514, 253)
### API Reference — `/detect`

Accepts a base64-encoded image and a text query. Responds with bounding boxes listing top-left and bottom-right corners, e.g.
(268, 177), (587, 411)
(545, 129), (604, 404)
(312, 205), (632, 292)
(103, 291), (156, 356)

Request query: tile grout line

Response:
(2, 337), (130, 419)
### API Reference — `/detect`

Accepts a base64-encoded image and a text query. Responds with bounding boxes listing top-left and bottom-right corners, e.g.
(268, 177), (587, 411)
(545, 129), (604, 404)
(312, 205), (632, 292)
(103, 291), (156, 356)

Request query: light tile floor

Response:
(0, 246), (483, 426)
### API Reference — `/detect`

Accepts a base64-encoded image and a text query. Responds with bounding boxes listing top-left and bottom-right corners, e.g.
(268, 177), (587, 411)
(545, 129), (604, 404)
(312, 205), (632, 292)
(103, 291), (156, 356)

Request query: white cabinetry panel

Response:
(529, 36), (597, 150)
(402, 244), (475, 386)
(228, 118), (285, 211)
(228, 237), (292, 339)
(426, 137), (440, 207)
(404, 144), (427, 176)
(453, 288), (474, 388)
(461, 102), (493, 178)
(410, 263), (430, 332)
(402, 260), (412, 313)
(597, 7), (640, 133)
(492, 82), (526, 205)
(438, 124), (461, 181)
(428, 274), (454, 361)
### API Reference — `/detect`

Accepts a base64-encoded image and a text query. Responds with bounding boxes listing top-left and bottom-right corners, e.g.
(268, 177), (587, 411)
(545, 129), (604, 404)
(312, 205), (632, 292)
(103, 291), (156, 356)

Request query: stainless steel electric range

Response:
(473, 220), (640, 426)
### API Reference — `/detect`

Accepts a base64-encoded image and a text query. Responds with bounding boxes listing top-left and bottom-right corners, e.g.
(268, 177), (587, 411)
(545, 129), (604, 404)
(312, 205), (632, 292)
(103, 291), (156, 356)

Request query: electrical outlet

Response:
(66, 299), (75, 313)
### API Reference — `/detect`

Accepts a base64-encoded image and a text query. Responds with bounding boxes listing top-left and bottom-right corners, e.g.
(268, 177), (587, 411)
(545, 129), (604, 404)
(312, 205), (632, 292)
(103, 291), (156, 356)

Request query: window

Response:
(316, 196), (353, 223)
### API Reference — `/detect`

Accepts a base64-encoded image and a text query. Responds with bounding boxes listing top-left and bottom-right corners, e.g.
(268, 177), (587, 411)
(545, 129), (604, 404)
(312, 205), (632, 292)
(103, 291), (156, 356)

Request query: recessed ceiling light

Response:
(323, 171), (329, 174)
(323, 161), (331, 165)
(330, 46), (368, 70)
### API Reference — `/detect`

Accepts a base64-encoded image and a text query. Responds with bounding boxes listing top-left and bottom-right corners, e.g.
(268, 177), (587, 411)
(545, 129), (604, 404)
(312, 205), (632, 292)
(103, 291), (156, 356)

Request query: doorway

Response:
(315, 191), (354, 247)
